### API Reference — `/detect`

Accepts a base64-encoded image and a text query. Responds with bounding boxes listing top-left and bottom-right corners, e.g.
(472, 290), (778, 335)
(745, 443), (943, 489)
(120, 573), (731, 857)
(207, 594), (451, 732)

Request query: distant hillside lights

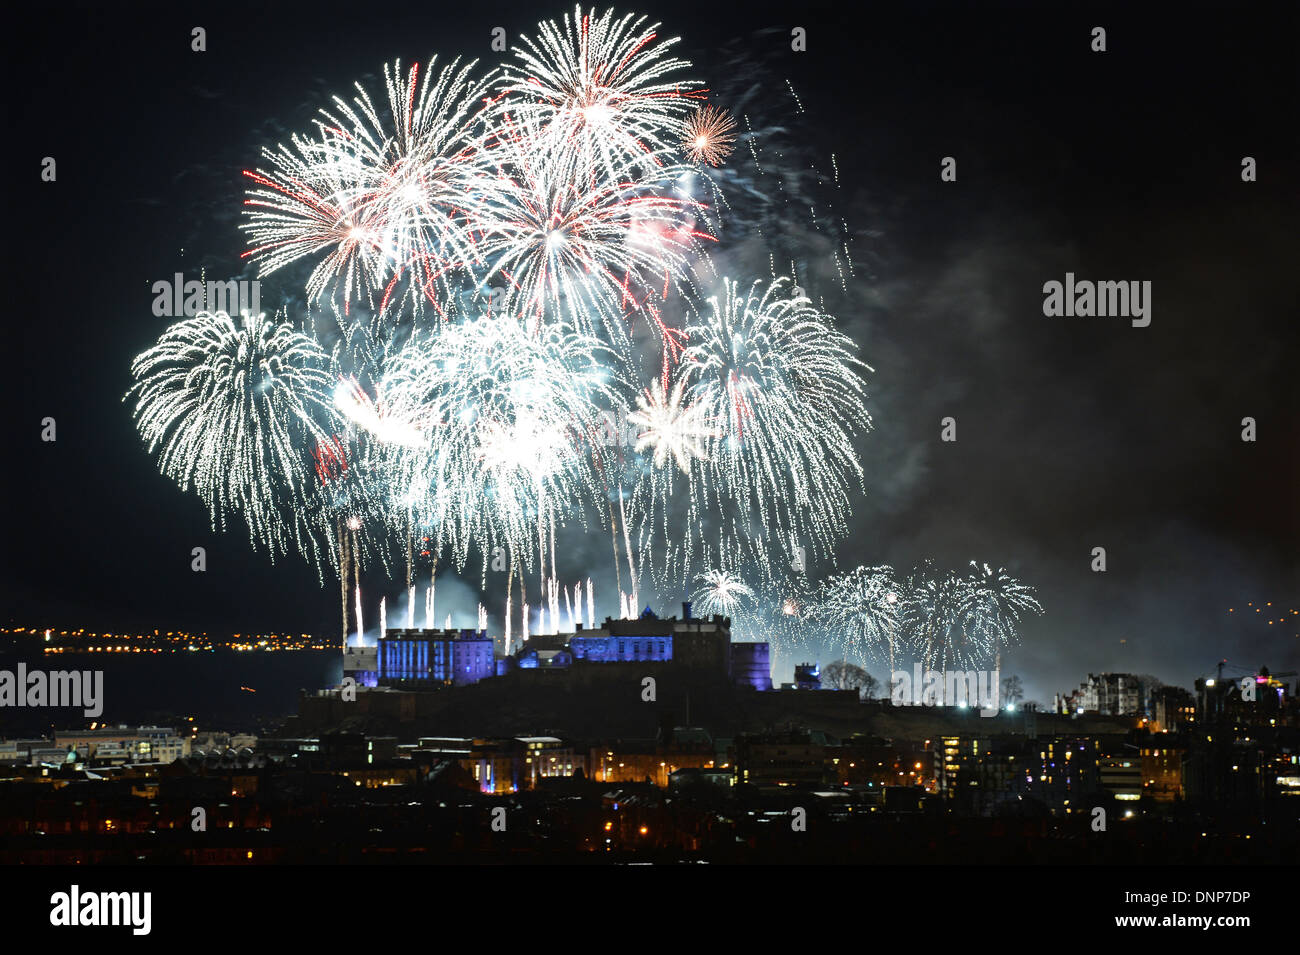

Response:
(151, 274), (260, 318)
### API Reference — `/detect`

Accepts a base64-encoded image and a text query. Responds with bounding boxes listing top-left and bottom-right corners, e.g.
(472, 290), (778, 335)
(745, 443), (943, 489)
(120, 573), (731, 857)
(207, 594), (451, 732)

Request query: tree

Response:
(860, 672), (881, 701)
(822, 660), (876, 699)
(1001, 675), (1024, 707)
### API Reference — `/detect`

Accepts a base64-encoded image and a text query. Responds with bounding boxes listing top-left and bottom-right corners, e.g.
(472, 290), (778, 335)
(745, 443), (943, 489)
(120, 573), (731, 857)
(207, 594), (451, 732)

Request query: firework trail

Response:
(354, 584), (365, 645)
(333, 375), (430, 448)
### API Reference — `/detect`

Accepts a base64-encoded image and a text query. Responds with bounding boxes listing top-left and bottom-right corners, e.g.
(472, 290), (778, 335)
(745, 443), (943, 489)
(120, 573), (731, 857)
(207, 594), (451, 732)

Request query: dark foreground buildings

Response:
(3, 607), (1296, 862)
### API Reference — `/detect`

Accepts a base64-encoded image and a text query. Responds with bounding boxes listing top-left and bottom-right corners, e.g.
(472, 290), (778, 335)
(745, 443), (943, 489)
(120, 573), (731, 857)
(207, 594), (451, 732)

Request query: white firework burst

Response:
(475, 108), (705, 345)
(813, 565), (903, 666)
(382, 315), (620, 570)
(963, 561), (1044, 656)
(500, 5), (702, 181)
(693, 569), (754, 617)
(627, 377), (718, 473)
(644, 277), (872, 581)
(126, 311), (337, 562)
(241, 56), (497, 318)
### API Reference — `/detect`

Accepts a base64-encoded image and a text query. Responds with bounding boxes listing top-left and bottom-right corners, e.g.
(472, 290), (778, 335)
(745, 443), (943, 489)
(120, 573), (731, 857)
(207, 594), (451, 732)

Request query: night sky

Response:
(6, 1), (1297, 701)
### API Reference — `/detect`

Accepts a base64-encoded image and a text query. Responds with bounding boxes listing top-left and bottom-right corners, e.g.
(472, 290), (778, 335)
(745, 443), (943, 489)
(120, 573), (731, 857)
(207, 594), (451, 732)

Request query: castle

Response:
(344, 603), (772, 691)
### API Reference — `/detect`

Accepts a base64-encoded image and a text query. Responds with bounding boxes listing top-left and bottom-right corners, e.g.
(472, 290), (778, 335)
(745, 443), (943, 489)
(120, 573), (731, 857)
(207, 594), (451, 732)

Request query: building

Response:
(1151, 685), (1196, 733)
(734, 728), (834, 787)
(517, 647), (573, 669)
(1139, 744), (1184, 801)
(414, 736), (584, 794)
(1074, 673), (1145, 717)
(54, 726), (188, 766)
(731, 642), (774, 691)
(367, 604), (772, 690)
(378, 628), (494, 687)
(1097, 757), (1143, 801)
(591, 728), (724, 787)
(826, 735), (928, 790)
(516, 604), (773, 690)
(0, 739), (51, 765)
(793, 664), (821, 691)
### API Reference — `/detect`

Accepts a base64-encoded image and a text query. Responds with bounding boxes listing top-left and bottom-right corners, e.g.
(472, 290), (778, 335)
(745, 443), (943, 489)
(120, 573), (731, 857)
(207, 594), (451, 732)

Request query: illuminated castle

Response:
(361, 603), (772, 691)
(514, 603), (772, 690)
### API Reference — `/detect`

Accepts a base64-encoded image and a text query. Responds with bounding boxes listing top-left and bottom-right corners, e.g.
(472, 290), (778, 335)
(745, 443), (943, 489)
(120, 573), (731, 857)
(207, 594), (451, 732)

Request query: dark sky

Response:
(5, 1), (1297, 700)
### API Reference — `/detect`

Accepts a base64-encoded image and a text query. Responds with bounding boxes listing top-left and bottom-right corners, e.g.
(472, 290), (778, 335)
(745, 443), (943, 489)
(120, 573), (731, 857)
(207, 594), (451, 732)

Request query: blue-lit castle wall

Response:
(730, 642), (774, 691)
(570, 634), (672, 662)
(378, 629), (495, 687)
(374, 607), (772, 690)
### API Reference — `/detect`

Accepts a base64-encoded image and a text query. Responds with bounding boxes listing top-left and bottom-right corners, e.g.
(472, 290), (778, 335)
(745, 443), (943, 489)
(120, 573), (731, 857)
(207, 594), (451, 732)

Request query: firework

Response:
(241, 57), (496, 318)
(241, 138), (389, 311)
(684, 278), (871, 570)
(692, 569), (754, 617)
(898, 565), (984, 672)
(475, 108), (706, 345)
(500, 5), (702, 182)
(137, 10), (893, 648)
(126, 311), (336, 563)
(634, 277), (871, 584)
(383, 314), (621, 573)
(333, 376), (430, 448)
(313, 434), (349, 483)
(627, 376), (718, 473)
(962, 562), (1044, 661)
(682, 105), (737, 166)
(813, 565), (903, 668)
(882, 561), (1045, 680)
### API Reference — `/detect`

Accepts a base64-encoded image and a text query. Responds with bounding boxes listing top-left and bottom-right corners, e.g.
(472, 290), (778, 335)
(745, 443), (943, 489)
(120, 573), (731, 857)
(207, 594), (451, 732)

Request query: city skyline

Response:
(6, 3), (1296, 731)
